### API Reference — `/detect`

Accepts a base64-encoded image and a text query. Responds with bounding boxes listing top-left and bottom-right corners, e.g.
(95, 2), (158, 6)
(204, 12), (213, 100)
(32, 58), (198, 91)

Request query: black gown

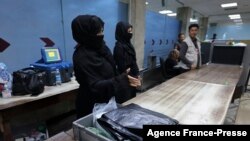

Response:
(72, 15), (130, 118)
(113, 21), (139, 99)
(164, 58), (179, 76)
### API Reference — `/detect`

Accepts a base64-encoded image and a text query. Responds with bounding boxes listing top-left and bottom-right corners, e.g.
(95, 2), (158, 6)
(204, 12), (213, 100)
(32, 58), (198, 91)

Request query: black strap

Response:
(97, 115), (143, 141)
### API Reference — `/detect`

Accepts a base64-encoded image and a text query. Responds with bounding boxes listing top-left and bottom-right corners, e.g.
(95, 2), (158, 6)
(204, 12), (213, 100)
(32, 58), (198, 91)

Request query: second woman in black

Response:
(113, 21), (140, 100)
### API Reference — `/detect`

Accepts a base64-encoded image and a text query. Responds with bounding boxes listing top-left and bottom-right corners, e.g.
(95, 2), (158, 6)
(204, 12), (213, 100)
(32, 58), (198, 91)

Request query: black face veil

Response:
(115, 21), (133, 43)
(71, 15), (105, 50)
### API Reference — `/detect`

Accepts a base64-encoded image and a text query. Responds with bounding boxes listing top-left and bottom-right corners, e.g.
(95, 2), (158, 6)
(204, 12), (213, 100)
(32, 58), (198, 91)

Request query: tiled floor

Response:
(224, 85), (250, 125)
(235, 91), (250, 124)
(224, 98), (240, 124)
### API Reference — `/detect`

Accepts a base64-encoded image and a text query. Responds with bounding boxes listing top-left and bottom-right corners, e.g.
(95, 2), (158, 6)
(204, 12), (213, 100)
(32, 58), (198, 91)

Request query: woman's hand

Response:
(127, 75), (141, 87)
(126, 68), (141, 87)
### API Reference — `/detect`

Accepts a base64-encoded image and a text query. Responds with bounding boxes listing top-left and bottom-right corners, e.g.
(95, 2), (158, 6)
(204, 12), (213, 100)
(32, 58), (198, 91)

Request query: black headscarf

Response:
(72, 15), (116, 74)
(72, 15), (104, 50)
(115, 21), (135, 56)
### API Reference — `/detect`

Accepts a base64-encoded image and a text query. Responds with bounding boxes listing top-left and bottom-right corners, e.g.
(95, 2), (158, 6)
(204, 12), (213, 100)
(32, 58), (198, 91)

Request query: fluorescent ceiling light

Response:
(221, 2), (237, 8)
(190, 18), (198, 22)
(159, 10), (173, 14)
(230, 17), (241, 19)
(229, 14), (240, 17)
(228, 14), (241, 19)
(168, 13), (177, 16)
(145, 2), (149, 5)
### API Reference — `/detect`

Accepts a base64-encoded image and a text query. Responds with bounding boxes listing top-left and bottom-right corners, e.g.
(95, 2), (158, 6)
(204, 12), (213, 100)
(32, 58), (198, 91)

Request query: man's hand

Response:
(191, 64), (196, 70)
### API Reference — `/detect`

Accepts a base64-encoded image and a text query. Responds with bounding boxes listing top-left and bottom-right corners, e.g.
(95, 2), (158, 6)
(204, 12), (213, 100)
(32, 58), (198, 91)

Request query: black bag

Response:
(12, 67), (46, 96)
(97, 104), (179, 140)
(98, 115), (143, 141)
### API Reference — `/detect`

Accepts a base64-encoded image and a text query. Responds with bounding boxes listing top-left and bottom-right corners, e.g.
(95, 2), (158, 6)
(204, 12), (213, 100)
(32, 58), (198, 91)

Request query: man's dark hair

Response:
(178, 33), (184, 38)
(188, 24), (199, 31)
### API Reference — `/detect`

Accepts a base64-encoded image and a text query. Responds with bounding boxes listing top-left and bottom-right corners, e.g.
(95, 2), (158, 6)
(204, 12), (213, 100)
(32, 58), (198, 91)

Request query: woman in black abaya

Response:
(72, 15), (141, 118)
(113, 21), (140, 100)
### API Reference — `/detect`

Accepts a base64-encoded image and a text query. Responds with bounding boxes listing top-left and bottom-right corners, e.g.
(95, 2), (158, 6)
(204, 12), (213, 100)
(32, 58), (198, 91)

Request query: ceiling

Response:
(146, 0), (250, 24)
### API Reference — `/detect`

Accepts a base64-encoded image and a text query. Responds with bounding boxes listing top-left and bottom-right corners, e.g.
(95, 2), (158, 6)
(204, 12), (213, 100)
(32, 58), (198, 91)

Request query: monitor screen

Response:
(41, 48), (62, 63)
(212, 46), (245, 65)
(201, 42), (212, 64)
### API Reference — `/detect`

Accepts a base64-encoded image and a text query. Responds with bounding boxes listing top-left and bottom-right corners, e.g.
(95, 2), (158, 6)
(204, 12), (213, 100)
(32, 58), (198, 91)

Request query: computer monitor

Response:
(212, 46), (245, 65)
(41, 48), (62, 63)
(200, 42), (212, 65)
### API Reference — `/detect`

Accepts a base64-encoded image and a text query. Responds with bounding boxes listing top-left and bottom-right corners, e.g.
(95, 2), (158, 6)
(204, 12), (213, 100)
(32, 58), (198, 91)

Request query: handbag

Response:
(12, 67), (46, 96)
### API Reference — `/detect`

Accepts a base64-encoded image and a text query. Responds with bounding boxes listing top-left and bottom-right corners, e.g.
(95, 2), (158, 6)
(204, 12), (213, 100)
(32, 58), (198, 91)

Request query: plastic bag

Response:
(0, 63), (12, 91)
(98, 103), (178, 140)
(92, 97), (118, 127)
(98, 116), (142, 141)
(92, 97), (118, 140)
(105, 104), (179, 128)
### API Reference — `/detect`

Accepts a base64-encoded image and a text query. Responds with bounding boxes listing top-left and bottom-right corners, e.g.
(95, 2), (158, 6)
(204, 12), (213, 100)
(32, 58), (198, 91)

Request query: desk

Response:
(124, 78), (235, 124)
(0, 79), (79, 141)
(124, 64), (242, 124)
(175, 64), (242, 86)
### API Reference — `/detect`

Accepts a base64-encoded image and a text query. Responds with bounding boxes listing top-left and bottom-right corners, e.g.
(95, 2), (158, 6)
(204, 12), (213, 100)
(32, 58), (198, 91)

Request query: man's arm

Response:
(179, 42), (192, 68)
